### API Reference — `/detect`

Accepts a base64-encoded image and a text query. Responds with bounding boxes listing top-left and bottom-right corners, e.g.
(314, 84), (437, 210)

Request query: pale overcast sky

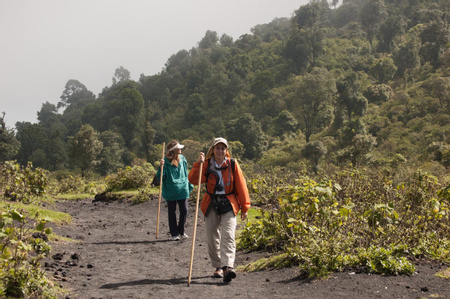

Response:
(0, 0), (309, 129)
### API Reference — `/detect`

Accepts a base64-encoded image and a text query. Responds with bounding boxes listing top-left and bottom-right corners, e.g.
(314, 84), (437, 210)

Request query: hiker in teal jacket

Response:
(155, 140), (193, 240)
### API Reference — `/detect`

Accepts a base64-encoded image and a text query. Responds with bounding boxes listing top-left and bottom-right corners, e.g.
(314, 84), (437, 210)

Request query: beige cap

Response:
(212, 137), (228, 147)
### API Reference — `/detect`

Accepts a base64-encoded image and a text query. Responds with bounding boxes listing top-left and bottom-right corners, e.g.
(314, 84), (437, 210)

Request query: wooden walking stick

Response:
(188, 161), (203, 286)
(156, 142), (165, 239)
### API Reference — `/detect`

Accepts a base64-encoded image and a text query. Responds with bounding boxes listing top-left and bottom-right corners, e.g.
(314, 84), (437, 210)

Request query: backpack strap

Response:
(230, 158), (236, 191)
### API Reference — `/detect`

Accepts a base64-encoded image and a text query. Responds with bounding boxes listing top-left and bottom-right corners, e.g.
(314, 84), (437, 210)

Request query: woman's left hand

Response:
(241, 212), (248, 221)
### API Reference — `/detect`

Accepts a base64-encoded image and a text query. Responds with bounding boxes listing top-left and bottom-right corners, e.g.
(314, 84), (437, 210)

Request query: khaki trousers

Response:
(205, 210), (237, 269)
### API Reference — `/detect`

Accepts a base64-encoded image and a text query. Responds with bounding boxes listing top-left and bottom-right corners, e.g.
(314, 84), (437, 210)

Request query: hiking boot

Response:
(213, 268), (223, 278)
(222, 266), (236, 283)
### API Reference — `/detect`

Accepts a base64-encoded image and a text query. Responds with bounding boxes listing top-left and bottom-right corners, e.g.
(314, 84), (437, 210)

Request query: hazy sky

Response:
(1, 0), (309, 129)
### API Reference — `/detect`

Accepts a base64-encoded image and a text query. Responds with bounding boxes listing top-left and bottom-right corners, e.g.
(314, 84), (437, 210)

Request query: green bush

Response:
(131, 185), (156, 204)
(238, 167), (449, 277)
(105, 163), (155, 191)
(48, 171), (104, 195)
(2, 161), (48, 203)
(0, 207), (58, 298)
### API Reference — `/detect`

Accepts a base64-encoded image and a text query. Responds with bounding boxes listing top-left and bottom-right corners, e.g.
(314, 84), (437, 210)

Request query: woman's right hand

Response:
(198, 152), (205, 164)
(160, 159), (165, 166)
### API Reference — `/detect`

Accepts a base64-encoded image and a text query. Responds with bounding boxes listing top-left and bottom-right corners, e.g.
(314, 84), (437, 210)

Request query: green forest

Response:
(1, 0), (449, 176)
(0, 0), (449, 297)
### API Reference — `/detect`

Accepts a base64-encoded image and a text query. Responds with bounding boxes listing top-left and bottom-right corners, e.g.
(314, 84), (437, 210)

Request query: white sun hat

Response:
(168, 142), (185, 152)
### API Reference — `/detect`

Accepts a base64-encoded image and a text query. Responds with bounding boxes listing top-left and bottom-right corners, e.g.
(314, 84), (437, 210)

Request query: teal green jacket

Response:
(155, 155), (193, 201)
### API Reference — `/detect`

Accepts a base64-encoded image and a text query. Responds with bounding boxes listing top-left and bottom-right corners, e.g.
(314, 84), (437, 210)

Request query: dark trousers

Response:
(167, 199), (188, 237)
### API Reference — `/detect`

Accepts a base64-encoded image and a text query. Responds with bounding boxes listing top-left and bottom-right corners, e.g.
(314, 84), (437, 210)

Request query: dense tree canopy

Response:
(3, 0), (449, 176)
(292, 67), (336, 142)
(58, 79), (95, 109)
(0, 113), (20, 162)
(68, 124), (103, 176)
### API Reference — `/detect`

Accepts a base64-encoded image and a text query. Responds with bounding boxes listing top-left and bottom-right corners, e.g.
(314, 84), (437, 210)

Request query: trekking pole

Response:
(188, 161), (203, 286)
(156, 142), (165, 239)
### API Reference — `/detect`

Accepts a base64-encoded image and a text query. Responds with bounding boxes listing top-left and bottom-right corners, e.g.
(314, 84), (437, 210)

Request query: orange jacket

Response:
(188, 158), (250, 217)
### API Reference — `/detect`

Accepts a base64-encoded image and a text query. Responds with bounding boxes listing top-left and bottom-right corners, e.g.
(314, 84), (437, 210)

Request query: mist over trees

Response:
(2, 0), (449, 175)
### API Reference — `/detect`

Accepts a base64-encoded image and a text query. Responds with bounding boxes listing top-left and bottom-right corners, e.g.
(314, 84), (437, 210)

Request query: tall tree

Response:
(420, 19), (450, 68)
(37, 102), (68, 170)
(336, 72), (368, 120)
(58, 80), (94, 136)
(293, 2), (322, 29)
(97, 130), (124, 175)
(426, 77), (450, 109)
(185, 93), (205, 126)
(283, 29), (313, 72)
(369, 56), (397, 83)
(291, 67), (336, 142)
(37, 102), (61, 131)
(58, 79), (95, 109)
(82, 99), (108, 132)
(227, 113), (266, 160)
(0, 112), (20, 162)
(251, 17), (291, 42)
(341, 133), (377, 166)
(302, 140), (327, 173)
(285, 3), (326, 71)
(186, 58), (213, 92)
(394, 33), (420, 77)
(112, 66), (131, 85)
(164, 50), (191, 75)
(68, 124), (103, 176)
(273, 110), (298, 136)
(377, 15), (405, 53)
(141, 107), (157, 161)
(360, 0), (387, 46)
(103, 81), (145, 152)
(45, 132), (68, 170)
(219, 34), (234, 47)
(331, 1), (360, 29)
(15, 122), (46, 166)
(250, 70), (276, 102)
(198, 30), (219, 49)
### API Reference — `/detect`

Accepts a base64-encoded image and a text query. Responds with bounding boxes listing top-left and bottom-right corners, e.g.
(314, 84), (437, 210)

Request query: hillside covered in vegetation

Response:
(0, 0), (448, 178)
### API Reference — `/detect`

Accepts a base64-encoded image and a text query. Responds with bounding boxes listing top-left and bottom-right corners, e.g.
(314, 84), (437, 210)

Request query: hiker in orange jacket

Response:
(188, 137), (250, 283)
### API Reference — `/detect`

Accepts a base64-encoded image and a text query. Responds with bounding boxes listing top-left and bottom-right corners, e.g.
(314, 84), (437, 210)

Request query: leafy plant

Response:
(364, 203), (398, 228)
(239, 167), (449, 277)
(105, 163), (155, 191)
(131, 185), (156, 204)
(0, 207), (58, 298)
(48, 171), (105, 196)
(2, 161), (48, 203)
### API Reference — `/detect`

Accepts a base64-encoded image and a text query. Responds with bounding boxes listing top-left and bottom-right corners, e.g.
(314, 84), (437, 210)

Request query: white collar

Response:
(214, 157), (227, 168)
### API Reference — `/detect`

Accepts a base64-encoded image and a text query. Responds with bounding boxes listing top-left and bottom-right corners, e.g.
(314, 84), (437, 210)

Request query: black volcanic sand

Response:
(45, 197), (450, 299)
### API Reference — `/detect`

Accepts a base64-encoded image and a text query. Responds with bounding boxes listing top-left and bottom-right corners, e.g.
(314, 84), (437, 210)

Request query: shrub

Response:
(2, 161), (48, 203)
(48, 171), (104, 195)
(131, 185), (155, 204)
(0, 207), (58, 298)
(363, 84), (393, 104)
(106, 163), (155, 191)
(239, 167), (449, 277)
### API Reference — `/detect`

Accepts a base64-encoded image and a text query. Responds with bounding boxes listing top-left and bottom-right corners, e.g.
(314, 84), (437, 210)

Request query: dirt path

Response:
(46, 197), (450, 299)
